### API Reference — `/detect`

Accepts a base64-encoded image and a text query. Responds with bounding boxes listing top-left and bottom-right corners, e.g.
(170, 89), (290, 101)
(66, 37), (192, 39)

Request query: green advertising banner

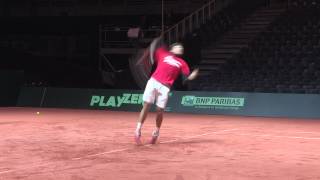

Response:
(169, 91), (248, 115)
(181, 96), (245, 108)
(90, 94), (143, 108)
(17, 87), (320, 119)
(18, 88), (173, 112)
(89, 92), (174, 112)
(44, 88), (146, 111)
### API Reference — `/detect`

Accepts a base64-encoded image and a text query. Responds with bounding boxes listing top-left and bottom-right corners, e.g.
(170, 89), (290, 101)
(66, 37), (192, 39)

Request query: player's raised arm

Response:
(135, 36), (163, 66)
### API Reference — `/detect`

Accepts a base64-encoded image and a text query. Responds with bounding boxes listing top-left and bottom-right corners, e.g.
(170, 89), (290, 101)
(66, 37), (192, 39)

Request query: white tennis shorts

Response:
(143, 78), (170, 109)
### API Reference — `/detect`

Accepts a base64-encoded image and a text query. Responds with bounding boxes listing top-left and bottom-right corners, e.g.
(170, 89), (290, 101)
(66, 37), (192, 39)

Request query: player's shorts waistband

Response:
(149, 77), (171, 89)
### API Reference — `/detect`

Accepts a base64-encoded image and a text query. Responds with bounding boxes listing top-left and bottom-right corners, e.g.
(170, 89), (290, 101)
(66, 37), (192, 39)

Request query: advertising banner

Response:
(17, 87), (320, 118)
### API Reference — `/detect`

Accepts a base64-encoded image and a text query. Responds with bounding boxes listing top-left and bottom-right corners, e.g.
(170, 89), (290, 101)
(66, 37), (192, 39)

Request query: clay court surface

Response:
(0, 107), (320, 180)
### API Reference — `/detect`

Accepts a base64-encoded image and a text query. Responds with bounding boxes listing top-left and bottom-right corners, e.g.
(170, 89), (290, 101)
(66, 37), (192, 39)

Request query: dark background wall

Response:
(0, 71), (23, 106)
(0, 0), (205, 89)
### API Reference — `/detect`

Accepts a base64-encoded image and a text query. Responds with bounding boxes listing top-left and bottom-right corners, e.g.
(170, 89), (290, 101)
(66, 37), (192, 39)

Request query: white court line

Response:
(0, 128), (238, 175)
(235, 133), (320, 140)
(0, 162), (54, 175)
(296, 131), (320, 134)
(160, 128), (239, 144)
(74, 128), (238, 160)
(71, 148), (130, 160)
(0, 170), (14, 174)
(252, 130), (320, 135)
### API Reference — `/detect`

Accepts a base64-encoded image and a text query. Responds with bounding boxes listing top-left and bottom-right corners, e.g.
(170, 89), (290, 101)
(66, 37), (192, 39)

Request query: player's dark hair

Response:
(169, 42), (183, 50)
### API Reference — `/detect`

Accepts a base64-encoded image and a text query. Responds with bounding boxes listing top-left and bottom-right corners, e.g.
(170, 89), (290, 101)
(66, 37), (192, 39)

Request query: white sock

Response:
(135, 122), (142, 135)
(136, 122), (142, 130)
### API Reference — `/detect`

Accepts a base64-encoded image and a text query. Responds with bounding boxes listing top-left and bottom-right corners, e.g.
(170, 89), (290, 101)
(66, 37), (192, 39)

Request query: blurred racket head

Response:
(130, 37), (163, 89)
(130, 48), (153, 89)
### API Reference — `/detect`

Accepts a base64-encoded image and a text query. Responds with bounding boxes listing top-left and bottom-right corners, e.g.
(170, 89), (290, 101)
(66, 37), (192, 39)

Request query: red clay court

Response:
(0, 107), (320, 180)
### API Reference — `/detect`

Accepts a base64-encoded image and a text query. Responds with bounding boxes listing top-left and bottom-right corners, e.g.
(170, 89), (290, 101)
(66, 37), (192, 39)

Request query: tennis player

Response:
(135, 38), (199, 145)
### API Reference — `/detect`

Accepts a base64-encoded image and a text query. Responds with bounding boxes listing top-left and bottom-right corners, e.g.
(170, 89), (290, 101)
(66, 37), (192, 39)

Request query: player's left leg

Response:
(150, 106), (164, 144)
(150, 85), (170, 144)
(136, 102), (152, 136)
(155, 107), (164, 130)
(135, 78), (156, 145)
(135, 102), (152, 145)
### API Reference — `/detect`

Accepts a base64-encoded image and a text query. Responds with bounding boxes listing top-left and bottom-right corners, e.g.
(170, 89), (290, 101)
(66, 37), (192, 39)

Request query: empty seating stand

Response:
(195, 5), (320, 94)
